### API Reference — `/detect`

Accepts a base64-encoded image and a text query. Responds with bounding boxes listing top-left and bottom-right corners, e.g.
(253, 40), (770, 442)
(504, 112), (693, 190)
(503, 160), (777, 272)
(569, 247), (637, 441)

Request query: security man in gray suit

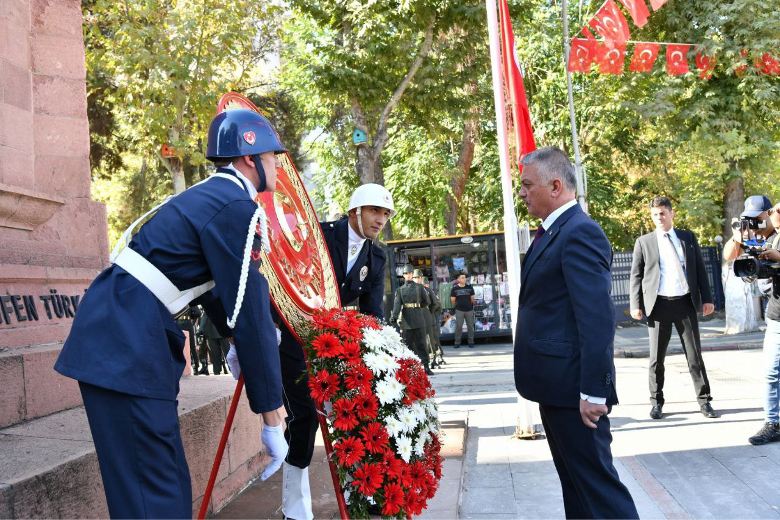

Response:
(629, 196), (718, 420)
(391, 265), (433, 375)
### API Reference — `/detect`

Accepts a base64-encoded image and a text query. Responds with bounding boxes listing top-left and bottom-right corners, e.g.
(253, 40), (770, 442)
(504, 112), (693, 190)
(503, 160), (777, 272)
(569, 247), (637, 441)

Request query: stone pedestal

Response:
(0, 0), (108, 427)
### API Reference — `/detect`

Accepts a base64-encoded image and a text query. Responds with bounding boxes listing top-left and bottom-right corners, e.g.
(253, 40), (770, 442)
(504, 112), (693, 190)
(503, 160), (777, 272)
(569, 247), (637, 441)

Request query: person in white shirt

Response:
(629, 196), (718, 420)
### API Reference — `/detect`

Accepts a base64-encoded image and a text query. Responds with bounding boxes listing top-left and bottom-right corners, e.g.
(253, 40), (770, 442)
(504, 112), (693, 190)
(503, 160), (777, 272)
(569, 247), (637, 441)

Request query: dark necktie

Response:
(529, 226), (545, 252)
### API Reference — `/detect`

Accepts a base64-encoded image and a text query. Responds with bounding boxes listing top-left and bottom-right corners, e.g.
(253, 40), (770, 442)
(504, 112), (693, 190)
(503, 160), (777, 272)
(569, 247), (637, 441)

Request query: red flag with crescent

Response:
(666, 44), (691, 75)
(588, 0), (631, 47)
(756, 52), (780, 75)
(629, 42), (660, 72)
(618, 0), (650, 27)
(649, 0), (668, 10)
(498, 0), (536, 167)
(595, 42), (627, 74)
(695, 50), (716, 79)
(569, 38), (598, 72)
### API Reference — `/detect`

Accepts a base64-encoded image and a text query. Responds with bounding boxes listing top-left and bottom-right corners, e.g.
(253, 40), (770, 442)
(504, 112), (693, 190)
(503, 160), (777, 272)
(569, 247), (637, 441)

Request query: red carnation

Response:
(311, 332), (343, 358)
(381, 483), (404, 516)
(308, 369), (340, 405)
(340, 341), (362, 363)
(360, 422), (390, 454)
(351, 462), (384, 496)
(333, 436), (366, 467)
(332, 398), (359, 431)
(353, 391), (379, 421)
(344, 363), (373, 391)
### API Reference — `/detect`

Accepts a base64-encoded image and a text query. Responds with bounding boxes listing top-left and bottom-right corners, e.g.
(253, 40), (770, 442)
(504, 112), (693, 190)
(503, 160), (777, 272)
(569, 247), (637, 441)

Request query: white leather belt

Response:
(114, 247), (215, 315)
(108, 172), (245, 316)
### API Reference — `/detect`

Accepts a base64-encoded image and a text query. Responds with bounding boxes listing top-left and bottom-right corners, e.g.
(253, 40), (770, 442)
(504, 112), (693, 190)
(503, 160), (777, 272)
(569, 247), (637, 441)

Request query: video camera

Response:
(733, 235), (780, 297)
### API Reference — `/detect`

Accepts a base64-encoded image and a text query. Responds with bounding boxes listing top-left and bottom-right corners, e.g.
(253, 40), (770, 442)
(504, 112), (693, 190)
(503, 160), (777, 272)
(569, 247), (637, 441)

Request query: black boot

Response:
(424, 362), (435, 376)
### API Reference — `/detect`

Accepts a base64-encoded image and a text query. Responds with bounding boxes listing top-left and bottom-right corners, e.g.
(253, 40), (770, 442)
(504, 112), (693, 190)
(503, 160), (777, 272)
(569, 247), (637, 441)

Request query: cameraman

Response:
(723, 195), (780, 445)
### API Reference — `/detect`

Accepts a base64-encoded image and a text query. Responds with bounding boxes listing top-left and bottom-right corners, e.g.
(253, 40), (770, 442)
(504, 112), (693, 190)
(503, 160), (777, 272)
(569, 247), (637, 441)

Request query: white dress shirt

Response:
(221, 164), (258, 200)
(346, 223), (367, 274)
(655, 228), (689, 297)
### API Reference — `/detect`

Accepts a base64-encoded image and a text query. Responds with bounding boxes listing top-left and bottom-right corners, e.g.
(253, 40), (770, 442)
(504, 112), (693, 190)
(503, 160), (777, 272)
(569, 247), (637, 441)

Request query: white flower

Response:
(376, 376), (405, 405)
(398, 406), (420, 433)
(395, 435), (413, 462)
(414, 428), (429, 456)
(410, 402), (427, 423)
(385, 416), (405, 438)
(362, 350), (399, 376)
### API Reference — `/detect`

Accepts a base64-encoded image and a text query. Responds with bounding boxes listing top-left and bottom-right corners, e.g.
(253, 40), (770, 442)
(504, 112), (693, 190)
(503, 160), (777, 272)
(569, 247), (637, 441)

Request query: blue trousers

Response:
(539, 405), (638, 519)
(79, 382), (192, 519)
(763, 318), (780, 423)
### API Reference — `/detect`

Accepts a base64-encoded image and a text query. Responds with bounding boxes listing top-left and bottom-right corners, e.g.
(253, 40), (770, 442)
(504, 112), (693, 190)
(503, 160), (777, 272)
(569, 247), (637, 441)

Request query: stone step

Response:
(0, 375), (270, 518)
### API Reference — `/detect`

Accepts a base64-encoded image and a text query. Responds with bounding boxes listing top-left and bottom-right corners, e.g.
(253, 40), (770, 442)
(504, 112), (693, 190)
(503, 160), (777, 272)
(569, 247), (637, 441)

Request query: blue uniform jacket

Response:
(55, 173), (283, 414)
(514, 204), (618, 408)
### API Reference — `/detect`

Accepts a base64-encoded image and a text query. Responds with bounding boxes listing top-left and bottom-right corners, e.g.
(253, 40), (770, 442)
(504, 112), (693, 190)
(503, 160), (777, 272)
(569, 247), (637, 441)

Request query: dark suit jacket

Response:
(321, 218), (386, 319)
(514, 204), (618, 407)
(629, 228), (712, 317)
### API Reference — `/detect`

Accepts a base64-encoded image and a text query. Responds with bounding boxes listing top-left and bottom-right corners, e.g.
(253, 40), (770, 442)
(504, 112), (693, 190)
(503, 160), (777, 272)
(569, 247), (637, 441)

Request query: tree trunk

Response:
(170, 158), (186, 194)
(722, 161), (744, 240)
(446, 113), (478, 234)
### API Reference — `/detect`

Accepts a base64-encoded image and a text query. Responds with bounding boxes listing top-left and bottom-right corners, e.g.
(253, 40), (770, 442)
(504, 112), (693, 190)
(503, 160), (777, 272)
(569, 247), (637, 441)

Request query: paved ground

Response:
(217, 319), (780, 518)
(429, 319), (779, 519)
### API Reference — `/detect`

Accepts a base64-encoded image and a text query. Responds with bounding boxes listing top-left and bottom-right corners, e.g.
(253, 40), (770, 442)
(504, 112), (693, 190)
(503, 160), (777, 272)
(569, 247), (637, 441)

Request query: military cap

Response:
(413, 268), (424, 278)
(402, 264), (414, 274)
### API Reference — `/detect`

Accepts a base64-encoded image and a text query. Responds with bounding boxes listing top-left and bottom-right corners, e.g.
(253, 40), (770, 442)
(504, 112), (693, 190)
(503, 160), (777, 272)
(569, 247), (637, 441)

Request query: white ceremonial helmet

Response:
(348, 183), (396, 217)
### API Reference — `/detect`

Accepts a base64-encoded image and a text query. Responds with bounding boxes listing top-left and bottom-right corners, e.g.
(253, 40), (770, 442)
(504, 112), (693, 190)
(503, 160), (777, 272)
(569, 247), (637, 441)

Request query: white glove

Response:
(276, 327), (282, 346)
(260, 423), (288, 480)
(226, 342), (240, 380)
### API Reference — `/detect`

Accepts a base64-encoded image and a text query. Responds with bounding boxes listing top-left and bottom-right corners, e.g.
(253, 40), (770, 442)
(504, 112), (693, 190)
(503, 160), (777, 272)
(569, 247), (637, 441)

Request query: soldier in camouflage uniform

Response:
(391, 265), (433, 375)
(420, 275), (445, 368)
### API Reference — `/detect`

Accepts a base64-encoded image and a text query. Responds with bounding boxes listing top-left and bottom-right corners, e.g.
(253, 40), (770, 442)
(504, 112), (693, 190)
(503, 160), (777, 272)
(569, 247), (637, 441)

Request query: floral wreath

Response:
(303, 308), (443, 518)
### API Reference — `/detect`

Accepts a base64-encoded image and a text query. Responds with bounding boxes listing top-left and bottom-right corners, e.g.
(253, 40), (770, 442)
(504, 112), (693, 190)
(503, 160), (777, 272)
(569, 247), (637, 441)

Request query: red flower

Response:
(409, 461), (429, 488)
(338, 319), (363, 342)
(308, 369), (340, 405)
(333, 436), (366, 467)
(312, 308), (339, 330)
(344, 362), (373, 391)
(405, 487), (426, 516)
(360, 422), (390, 454)
(353, 391), (379, 421)
(340, 341), (362, 363)
(381, 483), (404, 516)
(382, 450), (403, 481)
(396, 461), (413, 488)
(351, 462), (384, 496)
(311, 332), (343, 358)
(332, 398), (359, 431)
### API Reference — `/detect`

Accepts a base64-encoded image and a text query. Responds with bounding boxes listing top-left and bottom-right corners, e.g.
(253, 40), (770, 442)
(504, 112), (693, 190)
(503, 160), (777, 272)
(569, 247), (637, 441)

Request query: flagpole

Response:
(562, 0), (588, 213)
(486, 0), (521, 340)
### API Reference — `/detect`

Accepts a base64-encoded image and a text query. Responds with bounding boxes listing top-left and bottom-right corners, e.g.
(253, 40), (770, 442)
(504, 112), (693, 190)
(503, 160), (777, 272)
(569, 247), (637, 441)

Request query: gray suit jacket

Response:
(629, 229), (713, 317)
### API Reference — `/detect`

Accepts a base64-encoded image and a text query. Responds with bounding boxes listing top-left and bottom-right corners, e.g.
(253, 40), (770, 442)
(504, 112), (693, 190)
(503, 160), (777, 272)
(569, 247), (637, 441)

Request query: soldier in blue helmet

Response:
(55, 108), (289, 518)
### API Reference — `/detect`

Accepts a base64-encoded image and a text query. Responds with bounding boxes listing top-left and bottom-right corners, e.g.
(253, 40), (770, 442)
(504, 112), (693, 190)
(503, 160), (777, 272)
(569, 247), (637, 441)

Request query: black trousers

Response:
(80, 382), (191, 519)
(647, 296), (712, 406)
(279, 335), (319, 469)
(403, 327), (429, 366)
(539, 405), (638, 519)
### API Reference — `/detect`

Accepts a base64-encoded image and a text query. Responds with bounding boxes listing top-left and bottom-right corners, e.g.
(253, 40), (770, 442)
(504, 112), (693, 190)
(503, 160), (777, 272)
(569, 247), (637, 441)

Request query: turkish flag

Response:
(756, 53), (780, 75)
(569, 38), (598, 72)
(618, 0), (650, 27)
(665, 44), (690, 75)
(695, 51), (716, 79)
(629, 42), (660, 72)
(498, 0), (536, 167)
(649, 0), (668, 10)
(588, 0), (631, 47)
(595, 42), (626, 74)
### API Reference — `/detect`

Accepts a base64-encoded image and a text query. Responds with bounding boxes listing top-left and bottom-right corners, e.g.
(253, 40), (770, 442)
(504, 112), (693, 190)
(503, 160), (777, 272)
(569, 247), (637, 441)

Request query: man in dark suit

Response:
(514, 147), (637, 519)
(629, 196), (718, 420)
(278, 183), (394, 520)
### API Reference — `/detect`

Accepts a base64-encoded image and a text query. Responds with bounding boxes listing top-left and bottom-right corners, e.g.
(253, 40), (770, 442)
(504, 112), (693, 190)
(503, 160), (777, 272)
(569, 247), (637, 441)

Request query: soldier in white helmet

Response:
(278, 183), (394, 520)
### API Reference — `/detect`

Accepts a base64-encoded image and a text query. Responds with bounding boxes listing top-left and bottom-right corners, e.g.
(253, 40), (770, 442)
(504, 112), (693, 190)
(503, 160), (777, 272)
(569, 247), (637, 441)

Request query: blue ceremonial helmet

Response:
(206, 109), (287, 191)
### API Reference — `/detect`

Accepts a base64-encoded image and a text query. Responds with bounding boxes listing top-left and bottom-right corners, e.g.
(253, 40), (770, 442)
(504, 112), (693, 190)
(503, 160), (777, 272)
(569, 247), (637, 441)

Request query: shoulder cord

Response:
(227, 204), (270, 329)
